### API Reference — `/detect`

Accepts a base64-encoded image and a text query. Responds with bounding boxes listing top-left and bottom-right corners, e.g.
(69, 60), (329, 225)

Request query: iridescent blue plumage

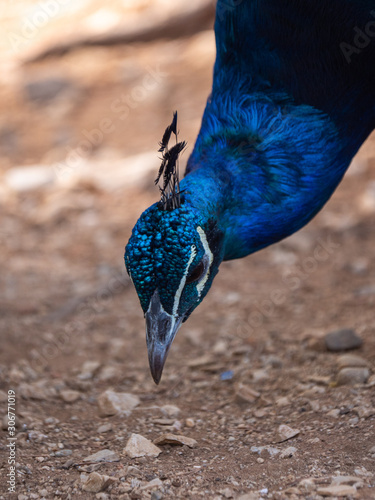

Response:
(125, 0), (375, 383)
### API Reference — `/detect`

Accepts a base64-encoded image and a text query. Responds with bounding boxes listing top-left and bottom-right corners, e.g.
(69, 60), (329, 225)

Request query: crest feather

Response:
(155, 112), (186, 211)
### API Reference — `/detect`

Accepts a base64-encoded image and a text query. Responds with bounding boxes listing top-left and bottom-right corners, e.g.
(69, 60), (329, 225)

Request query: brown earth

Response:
(0, 2), (374, 499)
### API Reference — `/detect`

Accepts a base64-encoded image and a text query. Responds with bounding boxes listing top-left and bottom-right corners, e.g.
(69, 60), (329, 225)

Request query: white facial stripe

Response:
(196, 226), (213, 297)
(173, 245), (197, 317)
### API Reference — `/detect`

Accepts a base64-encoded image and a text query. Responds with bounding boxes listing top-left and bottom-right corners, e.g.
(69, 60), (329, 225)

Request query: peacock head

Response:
(125, 203), (224, 384)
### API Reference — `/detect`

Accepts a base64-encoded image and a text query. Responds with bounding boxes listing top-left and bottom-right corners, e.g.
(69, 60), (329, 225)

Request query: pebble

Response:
(237, 494), (260, 500)
(124, 433), (162, 458)
(81, 472), (117, 493)
(97, 390), (140, 417)
(298, 478), (316, 492)
(55, 449), (72, 457)
(337, 367), (370, 386)
(154, 433), (197, 448)
(78, 361), (101, 380)
(97, 423), (113, 433)
(280, 446), (297, 458)
(83, 449), (120, 463)
(276, 396), (290, 407)
(325, 329), (362, 351)
(337, 354), (368, 369)
(185, 418), (195, 428)
(160, 405), (181, 417)
(317, 485), (357, 497)
(140, 478), (163, 491)
(331, 475), (363, 486)
(326, 409), (340, 418)
(60, 390), (81, 403)
(354, 406), (375, 419)
(277, 424), (300, 442)
(235, 383), (260, 404)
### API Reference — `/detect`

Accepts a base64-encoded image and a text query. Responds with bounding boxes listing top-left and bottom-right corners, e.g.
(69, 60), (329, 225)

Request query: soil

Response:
(0, 2), (374, 499)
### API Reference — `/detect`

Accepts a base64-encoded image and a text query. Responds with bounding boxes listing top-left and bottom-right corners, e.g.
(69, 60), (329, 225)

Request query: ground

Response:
(0, 2), (374, 499)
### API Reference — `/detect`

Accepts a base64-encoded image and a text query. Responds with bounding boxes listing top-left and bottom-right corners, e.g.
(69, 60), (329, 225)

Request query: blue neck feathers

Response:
(182, 79), (361, 260)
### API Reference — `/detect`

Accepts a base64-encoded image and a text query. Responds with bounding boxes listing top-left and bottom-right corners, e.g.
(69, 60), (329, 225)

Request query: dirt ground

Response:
(0, 2), (374, 499)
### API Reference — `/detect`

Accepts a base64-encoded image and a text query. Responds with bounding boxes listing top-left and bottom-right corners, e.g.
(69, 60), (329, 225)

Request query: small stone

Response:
(276, 396), (290, 407)
(160, 405), (181, 417)
(124, 433), (162, 458)
(237, 494), (260, 500)
(154, 433), (197, 448)
(97, 423), (113, 433)
(257, 458), (264, 464)
(235, 383), (260, 404)
(83, 449), (120, 463)
(81, 472), (117, 493)
(337, 367), (370, 386)
(39, 490), (48, 497)
(280, 446), (297, 458)
(325, 329), (362, 351)
(331, 476), (364, 486)
(60, 390), (81, 403)
(337, 354), (368, 368)
(220, 488), (234, 498)
(97, 390), (140, 417)
(326, 409), (340, 418)
(55, 449), (72, 457)
(140, 478), (163, 490)
(354, 406), (375, 418)
(317, 485), (357, 497)
(277, 424), (300, 442)
(185, 418), (195, 428)
(78, 361), (101, 380)
(298, 478), (316, 492)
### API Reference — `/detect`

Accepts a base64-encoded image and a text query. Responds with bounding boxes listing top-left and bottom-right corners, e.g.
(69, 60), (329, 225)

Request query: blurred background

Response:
(0, 1), (375, 497)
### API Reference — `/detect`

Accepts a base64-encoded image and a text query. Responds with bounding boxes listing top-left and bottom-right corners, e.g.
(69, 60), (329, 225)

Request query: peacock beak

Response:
(145, 290), (183, 384)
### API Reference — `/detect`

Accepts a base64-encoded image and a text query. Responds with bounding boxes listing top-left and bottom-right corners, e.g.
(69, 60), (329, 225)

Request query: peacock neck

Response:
(184, 88), (360, 260)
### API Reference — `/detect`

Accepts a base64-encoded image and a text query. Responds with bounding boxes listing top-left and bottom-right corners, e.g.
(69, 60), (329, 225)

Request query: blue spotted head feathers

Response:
(125, 114), (225, 383)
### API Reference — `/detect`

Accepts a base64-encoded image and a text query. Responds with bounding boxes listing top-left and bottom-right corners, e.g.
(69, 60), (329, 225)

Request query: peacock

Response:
(125, 0), (375, 384)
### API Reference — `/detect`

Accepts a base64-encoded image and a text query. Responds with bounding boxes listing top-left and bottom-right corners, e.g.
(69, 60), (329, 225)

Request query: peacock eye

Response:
(186, 261), (205, 284)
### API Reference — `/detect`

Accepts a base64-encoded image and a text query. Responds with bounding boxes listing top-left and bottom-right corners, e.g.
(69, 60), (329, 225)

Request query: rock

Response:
(185, 418), (195, 428)
(325, 329), (362, 351)
(277, 424), (300, 442)
(124, 433), (162, 458)
(276, 396), (290, 407)
(151, 492), (164, 500)
(83, 449), (120, 463)
(331, 476), (364, 486)
(317, 485), (357, 497)
(160, 405), (181, 417)
(97, 390), (140, 417)
(60, 390), (81, 403)
(280, 446), (297, 458)
(337, 367), (370, 386)
(354, 406), (375, 418)
(235, 383), (260, 404)
(55, 449), (72, 457)
(78, 361), (101, 380)
(81, 472), (117, 493)
(154, 433), (197, 448)
(298, 478), (316, 492)
(326, 409), (340, 418)
(337, 354), (368, 369)
(18, 381), (56, 400)
(251, 445), (280, 457)
(237, 494), (260, 500)
(140, 478), (163, 490)
(5, 166), (55, 192)
(97, 423), (113, 433)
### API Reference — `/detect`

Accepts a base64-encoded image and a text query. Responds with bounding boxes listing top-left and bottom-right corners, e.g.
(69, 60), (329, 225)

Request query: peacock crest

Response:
(155, 111), (186, 211)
